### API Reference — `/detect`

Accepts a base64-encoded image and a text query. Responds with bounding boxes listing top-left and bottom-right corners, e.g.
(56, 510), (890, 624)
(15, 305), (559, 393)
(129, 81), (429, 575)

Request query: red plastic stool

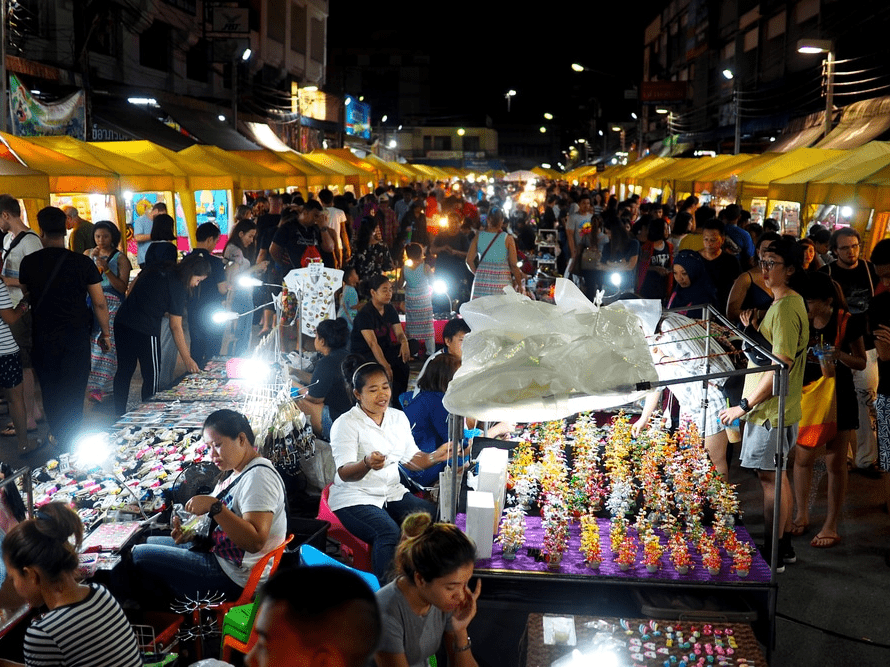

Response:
(317, 484), (374, 573)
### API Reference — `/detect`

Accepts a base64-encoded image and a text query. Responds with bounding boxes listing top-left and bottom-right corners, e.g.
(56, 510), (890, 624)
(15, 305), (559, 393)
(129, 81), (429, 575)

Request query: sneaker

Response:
(781, 541), (797, 565)
(758, 544), (785, 573)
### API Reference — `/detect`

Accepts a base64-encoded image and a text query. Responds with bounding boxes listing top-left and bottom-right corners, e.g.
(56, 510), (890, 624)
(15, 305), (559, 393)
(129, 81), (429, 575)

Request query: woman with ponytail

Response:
(374, 512), (481, 667)
(1, 502), (141, 667)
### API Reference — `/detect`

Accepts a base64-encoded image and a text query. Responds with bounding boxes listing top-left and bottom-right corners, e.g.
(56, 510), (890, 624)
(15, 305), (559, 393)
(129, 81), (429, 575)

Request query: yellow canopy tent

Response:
(767, 143), (890, 205)
(274, 151), (349, 191)
(320, 149), (407, 185)
(0, 155), (50, 223)
(229, 149), (309, 191)
(303, 151), (371, 193)
(532, 166), (562, 180)
(636, 158), (698, 202)
(669, 155), (737, 198)
(736, 147), (845, 208)
(179, 145), (288, 206)
(28, 135), (175, 234)
(1, 133), (122, 231)
(679, 154), (770, 196)
(389, 161), (426, 182)
(623, 157), (675, 197)
(93, 140), (234, 246)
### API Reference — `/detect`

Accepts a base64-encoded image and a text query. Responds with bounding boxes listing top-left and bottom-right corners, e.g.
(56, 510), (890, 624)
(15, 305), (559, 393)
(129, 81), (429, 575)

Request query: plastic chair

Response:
(317, 484), (373, 573)
(298, 544), (380, 592)
(219, 534), (294, 662)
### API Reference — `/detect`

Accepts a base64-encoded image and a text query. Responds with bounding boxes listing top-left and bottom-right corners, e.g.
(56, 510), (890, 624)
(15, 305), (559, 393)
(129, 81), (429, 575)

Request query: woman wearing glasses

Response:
(720, 237), (809, 571)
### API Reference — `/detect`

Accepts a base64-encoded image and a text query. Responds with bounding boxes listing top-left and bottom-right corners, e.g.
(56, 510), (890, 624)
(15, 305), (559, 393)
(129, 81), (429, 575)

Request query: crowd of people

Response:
(3, 177), (890, 665)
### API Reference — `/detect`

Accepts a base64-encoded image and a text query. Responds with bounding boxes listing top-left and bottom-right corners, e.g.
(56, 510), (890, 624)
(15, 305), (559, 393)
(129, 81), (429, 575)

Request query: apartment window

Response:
(267, 0), (285, 43)
(464, 136), (480, 152)
(434, 136), (452, 151)
(139, 21), (171, 71)
(310, 17), (325, 62)
(186, 39), (209, 82)
(291, 3), (306, 54)
(766, 11), (786, 40)
(423, 136), (432, 152)
(722, 41), (736, 60)
(744, 28), (759, 52)
(796, 0), (819, 23)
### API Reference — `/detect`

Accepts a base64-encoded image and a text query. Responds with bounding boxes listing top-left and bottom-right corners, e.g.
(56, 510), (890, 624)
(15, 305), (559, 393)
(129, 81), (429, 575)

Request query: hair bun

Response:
(400, 513), (432, 540)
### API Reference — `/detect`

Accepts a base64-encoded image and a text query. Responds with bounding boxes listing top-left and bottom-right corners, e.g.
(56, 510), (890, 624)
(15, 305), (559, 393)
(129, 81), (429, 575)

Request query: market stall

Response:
(438, 282), (787, 663)
(26, 135), (176, 245)
(0, 132), (121, 227)
(92, 140), (234, 249)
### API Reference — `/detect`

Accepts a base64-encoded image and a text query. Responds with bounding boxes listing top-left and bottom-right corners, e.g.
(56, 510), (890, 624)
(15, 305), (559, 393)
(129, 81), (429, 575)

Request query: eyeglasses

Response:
(760, 259), (785, 271)
(837, 243), (860, 252)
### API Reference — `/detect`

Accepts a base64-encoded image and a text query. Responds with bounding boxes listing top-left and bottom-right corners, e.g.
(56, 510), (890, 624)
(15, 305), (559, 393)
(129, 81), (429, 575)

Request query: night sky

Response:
(328, 1), (665, 132)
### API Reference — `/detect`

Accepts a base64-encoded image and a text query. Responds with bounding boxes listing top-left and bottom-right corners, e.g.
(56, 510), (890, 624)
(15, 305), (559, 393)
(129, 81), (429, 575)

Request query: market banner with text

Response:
(8, 74), (86, 139)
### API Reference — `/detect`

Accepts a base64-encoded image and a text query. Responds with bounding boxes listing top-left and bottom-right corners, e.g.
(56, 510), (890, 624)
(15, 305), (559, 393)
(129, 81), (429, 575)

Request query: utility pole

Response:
(733, 86), (741, 155)
(1, 1), (7, 133)
(824, 50), (834, 139)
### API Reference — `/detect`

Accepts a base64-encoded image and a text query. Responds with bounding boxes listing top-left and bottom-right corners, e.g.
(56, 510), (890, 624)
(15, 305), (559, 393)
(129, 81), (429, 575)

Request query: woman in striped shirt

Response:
(1, 503), (142, 667)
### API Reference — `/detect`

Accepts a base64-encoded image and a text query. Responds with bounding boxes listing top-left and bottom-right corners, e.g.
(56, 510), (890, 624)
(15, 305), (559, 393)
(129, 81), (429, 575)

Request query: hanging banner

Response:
(8, 74), (86, 139)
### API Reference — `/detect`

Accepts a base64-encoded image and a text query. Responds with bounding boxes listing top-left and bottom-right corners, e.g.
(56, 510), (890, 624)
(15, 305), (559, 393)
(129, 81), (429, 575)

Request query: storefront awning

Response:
(816, 97), (890, 150)
(736, 147), (844, 202)
(179, 145), (287, 192)
(768, 111), (827, 153)
(0, 157), (50, 200)
(161, 102), (260, 151)
(91, 97), (196, 151)
(239, 122), (293, 152)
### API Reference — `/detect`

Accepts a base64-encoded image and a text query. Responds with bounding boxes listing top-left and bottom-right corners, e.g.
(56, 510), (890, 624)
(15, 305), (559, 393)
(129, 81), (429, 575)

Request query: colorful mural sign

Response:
(8, 74), (86, 139)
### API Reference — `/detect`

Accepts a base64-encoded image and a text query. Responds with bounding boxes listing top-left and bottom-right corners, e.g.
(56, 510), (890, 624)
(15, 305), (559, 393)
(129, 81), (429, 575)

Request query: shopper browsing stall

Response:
(294, 318), (352, 441)
(720, 237), (809, 571)
(112, 253), (209, 416)
(131, 409), (287, 601)
(328, 358), (451, 584)
(792, 272), (866, 549)
(2, 502), (142, 667)
(85, 221), (131, 404)
(374, 513), (481, 667)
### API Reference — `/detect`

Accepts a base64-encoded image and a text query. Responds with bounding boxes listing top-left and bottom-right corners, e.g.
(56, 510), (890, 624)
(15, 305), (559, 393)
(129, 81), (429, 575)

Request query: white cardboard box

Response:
(465, 490), (496, 559)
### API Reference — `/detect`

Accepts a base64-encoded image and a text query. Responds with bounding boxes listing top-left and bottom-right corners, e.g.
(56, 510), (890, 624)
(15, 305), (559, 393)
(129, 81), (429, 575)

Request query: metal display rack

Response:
(440, 303), (789, 662)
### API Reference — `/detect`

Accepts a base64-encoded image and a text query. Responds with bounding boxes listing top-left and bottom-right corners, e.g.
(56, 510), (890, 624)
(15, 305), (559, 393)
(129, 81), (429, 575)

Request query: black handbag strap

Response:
(32, 253), (69, 312)
(477, 231), (502, 265)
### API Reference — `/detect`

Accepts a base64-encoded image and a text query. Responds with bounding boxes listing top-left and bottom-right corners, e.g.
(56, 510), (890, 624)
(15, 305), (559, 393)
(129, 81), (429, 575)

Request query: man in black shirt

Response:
(821, 227), (880, 475)
(699, 220), (741, 315)
(186, 222), (228, 368)
(270, 202), (324, 272)
(19, 207), (110, 450)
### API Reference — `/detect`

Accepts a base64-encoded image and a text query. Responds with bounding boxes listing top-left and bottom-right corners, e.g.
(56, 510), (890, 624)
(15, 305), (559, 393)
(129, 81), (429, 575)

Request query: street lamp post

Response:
(505, 89), (517, 112)
(723, 69), (740, 155)
(797, 39), (835, 139)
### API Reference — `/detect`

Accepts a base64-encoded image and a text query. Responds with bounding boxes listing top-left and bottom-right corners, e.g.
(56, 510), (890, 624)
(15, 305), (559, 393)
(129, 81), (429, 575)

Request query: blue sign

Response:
(345, 95), (371, 139)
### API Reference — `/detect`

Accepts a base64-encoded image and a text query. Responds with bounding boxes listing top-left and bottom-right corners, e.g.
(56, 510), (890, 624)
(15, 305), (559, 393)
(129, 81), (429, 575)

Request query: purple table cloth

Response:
(455, 514), (771, 584)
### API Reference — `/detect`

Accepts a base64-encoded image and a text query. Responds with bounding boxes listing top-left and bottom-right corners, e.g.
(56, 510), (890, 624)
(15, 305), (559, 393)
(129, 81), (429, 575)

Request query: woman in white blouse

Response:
(328, 355), (451, 584)
(224, 220), (267, 355)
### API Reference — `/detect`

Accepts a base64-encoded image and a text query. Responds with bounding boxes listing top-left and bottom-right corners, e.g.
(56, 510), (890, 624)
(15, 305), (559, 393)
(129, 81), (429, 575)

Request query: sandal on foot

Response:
(790, 522), (809, 537)
(1, 423), (37, 436)
(811, 534), (842, 548)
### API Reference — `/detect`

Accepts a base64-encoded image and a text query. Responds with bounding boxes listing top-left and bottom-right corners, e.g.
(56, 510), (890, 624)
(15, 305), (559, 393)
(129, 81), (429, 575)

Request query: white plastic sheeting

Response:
(441, 279), (660, 421)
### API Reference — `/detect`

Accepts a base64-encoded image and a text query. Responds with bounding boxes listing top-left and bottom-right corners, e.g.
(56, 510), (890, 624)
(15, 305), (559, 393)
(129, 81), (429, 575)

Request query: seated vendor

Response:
(295, 318), (352, 441)
(131, 409), (287, 602)
(328, 356), (451, 585)
(412, 317), (470, 395)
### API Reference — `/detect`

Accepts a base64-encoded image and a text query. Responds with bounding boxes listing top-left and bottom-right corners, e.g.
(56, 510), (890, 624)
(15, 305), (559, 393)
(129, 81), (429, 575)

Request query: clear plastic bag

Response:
(173, 503), (211, 540)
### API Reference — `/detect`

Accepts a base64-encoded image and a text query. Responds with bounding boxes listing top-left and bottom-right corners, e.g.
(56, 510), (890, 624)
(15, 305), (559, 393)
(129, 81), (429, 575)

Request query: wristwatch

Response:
(208, 500), (224, 518)
(739, 398), (753, 413)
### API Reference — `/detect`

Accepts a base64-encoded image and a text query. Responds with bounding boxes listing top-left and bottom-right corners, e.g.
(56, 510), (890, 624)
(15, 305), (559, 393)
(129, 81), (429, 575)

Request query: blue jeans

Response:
(335, 493), (436, 584)
(131, 536), (244, 601)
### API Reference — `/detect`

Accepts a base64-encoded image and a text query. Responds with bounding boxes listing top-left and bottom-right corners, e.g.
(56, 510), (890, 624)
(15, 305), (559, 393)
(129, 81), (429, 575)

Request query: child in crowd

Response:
(337, 266), (360, 330)
(401, 243), (436, 359)
(2, 502), (142, 666)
